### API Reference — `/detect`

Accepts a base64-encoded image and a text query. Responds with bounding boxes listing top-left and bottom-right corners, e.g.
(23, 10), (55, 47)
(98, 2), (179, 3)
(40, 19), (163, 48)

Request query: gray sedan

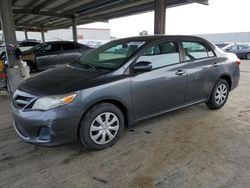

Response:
(11, 35), (240, 150)
(21, 41), (92, 71)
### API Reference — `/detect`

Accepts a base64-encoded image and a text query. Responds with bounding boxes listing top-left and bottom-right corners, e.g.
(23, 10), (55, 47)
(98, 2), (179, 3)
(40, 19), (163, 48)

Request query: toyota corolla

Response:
(11, 35), (240, 150)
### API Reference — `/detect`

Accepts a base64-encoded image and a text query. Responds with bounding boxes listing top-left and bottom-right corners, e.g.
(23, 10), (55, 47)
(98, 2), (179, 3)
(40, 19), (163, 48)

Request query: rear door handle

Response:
(212, 62), (218, 67)
(175, 70), (185, 76)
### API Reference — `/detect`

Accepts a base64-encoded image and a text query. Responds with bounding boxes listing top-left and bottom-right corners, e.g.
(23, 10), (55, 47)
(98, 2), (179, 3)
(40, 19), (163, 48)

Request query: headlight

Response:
(32, 93), (77, 110)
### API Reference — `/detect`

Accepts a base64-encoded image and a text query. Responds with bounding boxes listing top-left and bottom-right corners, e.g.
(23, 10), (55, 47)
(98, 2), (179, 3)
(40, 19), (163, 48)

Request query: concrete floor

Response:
(0, 61), (250, 188)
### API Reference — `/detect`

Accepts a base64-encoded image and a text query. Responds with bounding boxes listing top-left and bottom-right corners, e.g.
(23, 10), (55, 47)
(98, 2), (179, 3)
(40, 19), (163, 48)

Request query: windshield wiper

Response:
(70, 61), (97, 70)
(84, 63), (97, 70)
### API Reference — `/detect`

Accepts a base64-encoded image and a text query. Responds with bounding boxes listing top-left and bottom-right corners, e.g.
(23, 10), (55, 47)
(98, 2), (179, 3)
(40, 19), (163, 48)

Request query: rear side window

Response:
(137, 41), (180, 69)
(182, 41), (215, 60)
(40, 43), (61, 53)
(62, 43), (77, 50)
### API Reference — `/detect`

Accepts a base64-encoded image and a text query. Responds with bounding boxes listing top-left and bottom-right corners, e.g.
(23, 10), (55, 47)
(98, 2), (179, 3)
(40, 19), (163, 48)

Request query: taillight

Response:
(236, 58), (241, 65)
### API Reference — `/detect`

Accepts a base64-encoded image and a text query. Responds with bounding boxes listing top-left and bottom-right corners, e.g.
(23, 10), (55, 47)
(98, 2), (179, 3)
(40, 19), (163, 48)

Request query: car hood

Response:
(18, 65), (107, 96)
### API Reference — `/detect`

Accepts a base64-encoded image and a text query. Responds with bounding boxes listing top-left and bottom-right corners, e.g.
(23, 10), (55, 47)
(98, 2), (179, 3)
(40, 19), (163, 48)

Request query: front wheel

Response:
(79, 103), (124, 150)
(206, 79), (229, 110)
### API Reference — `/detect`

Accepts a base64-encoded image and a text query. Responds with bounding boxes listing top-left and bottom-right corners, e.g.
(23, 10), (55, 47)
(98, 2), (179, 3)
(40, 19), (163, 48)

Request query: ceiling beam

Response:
(14, 0), (44, 23)
(13, 9), (72, 19)
(23, 0), (115, 26)
(53, 2), (154, 28)
(50, 0), (83, 12)
(191, 0), (209, 5)
(31, 0), (56, 12)
(28, 0), (150, 28)
(14, 0), (66, 24)
(12, 0), (18, 6)
(11, 0), (209, 31)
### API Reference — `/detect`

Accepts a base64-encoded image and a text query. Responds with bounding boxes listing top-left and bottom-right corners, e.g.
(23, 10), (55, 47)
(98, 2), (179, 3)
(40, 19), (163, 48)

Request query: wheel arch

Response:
(219, 74), (232, 91)
(76, 98), (131, 140)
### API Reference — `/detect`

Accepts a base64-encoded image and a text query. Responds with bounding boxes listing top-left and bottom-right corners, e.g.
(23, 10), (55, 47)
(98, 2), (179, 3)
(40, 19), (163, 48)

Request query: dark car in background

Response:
(11, 35), (240, 150)
(21, 41), (91, 71)
(223, 43), (250, 59)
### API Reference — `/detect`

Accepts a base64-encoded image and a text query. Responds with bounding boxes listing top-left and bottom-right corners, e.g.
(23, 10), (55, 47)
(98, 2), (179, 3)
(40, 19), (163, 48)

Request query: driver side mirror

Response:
(133, 61), (152, 72)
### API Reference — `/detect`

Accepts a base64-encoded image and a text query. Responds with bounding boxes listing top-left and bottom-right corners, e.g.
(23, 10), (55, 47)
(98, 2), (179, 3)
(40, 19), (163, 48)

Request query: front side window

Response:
(182, 41), (209, 60)
(79, 40), (145, 70)
(137, 41), (180, 69)
(207, 45), (216, 57)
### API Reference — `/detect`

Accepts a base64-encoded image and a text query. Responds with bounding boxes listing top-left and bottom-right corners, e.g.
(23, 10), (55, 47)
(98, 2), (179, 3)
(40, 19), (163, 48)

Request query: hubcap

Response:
(215, 83), (228, 105)
(247, 54), (250, 60)
(90, 112), (119, 145)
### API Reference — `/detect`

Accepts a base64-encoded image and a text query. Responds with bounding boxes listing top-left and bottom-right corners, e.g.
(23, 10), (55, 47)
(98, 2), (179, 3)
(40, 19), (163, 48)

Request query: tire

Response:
(26, 61), (38, 73)
(206, 79), (229, 110)
(79, 103), (124, 150)
(246, 53), (250, 60)
(0, 52), (6, 60)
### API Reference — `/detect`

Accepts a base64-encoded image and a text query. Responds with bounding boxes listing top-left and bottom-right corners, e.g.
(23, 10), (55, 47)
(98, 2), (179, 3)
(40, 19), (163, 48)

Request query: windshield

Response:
(78, 40), (146, 70)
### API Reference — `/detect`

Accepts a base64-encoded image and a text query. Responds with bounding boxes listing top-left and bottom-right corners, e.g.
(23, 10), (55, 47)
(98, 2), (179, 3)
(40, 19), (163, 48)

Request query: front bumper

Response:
(11, 101), (83, 146)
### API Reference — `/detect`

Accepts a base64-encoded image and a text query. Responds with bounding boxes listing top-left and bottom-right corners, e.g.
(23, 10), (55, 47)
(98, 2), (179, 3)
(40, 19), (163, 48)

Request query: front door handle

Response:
(175, 70), (185, 76)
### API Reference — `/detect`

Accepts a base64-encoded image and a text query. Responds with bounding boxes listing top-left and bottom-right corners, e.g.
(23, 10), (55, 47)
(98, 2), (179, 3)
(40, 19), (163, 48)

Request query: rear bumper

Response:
(11, 102), (83, 146)
(230, 66), (240, 91)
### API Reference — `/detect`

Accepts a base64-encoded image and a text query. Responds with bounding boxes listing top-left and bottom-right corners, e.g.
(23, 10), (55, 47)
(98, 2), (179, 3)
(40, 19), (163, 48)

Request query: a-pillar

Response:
(24, 30), (28, 41)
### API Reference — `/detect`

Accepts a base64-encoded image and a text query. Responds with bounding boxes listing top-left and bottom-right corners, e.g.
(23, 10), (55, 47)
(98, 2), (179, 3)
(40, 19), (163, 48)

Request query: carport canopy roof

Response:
(8, 0), (208, 32)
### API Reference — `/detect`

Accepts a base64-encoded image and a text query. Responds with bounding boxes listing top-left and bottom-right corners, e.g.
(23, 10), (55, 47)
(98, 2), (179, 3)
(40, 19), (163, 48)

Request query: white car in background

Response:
(0, 40), (40, 59)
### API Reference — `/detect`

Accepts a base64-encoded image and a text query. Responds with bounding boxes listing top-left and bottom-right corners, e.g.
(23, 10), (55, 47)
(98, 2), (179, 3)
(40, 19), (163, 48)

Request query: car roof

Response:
(111, 35), (215, 50)
(43, 41), (76, 44)
(114, 35), (209, 42)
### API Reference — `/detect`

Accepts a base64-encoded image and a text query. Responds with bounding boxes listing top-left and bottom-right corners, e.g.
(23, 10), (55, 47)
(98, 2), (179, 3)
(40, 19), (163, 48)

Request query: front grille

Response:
(12, 90), (35, 109)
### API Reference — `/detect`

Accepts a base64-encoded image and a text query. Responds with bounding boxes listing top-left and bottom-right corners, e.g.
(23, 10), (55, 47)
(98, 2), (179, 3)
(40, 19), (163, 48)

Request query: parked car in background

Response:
(79, 40), (108, 48)
(222, 43), (250, 59)
(215, 42), (230, 49)
(21, 41), (92, 71)
(0, 40), (40, 60)
(18, 40), (40, 52)
(11, 35), (240, 150)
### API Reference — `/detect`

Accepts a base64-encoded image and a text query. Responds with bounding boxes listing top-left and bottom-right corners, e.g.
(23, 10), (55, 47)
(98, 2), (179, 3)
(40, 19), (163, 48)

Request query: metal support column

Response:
(41, 27), (45, 42)
(0, 0), (17, 68)
(154, 0), (166, 34)
(72, 16), (77, 42)
(24, 30), (28, 41)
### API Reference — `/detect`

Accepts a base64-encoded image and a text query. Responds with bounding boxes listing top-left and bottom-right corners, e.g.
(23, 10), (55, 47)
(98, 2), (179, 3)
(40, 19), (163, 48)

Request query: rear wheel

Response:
(79, 103), (124, 150)
(246, 53), (250, 60)
(206, 79), (229, 110)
